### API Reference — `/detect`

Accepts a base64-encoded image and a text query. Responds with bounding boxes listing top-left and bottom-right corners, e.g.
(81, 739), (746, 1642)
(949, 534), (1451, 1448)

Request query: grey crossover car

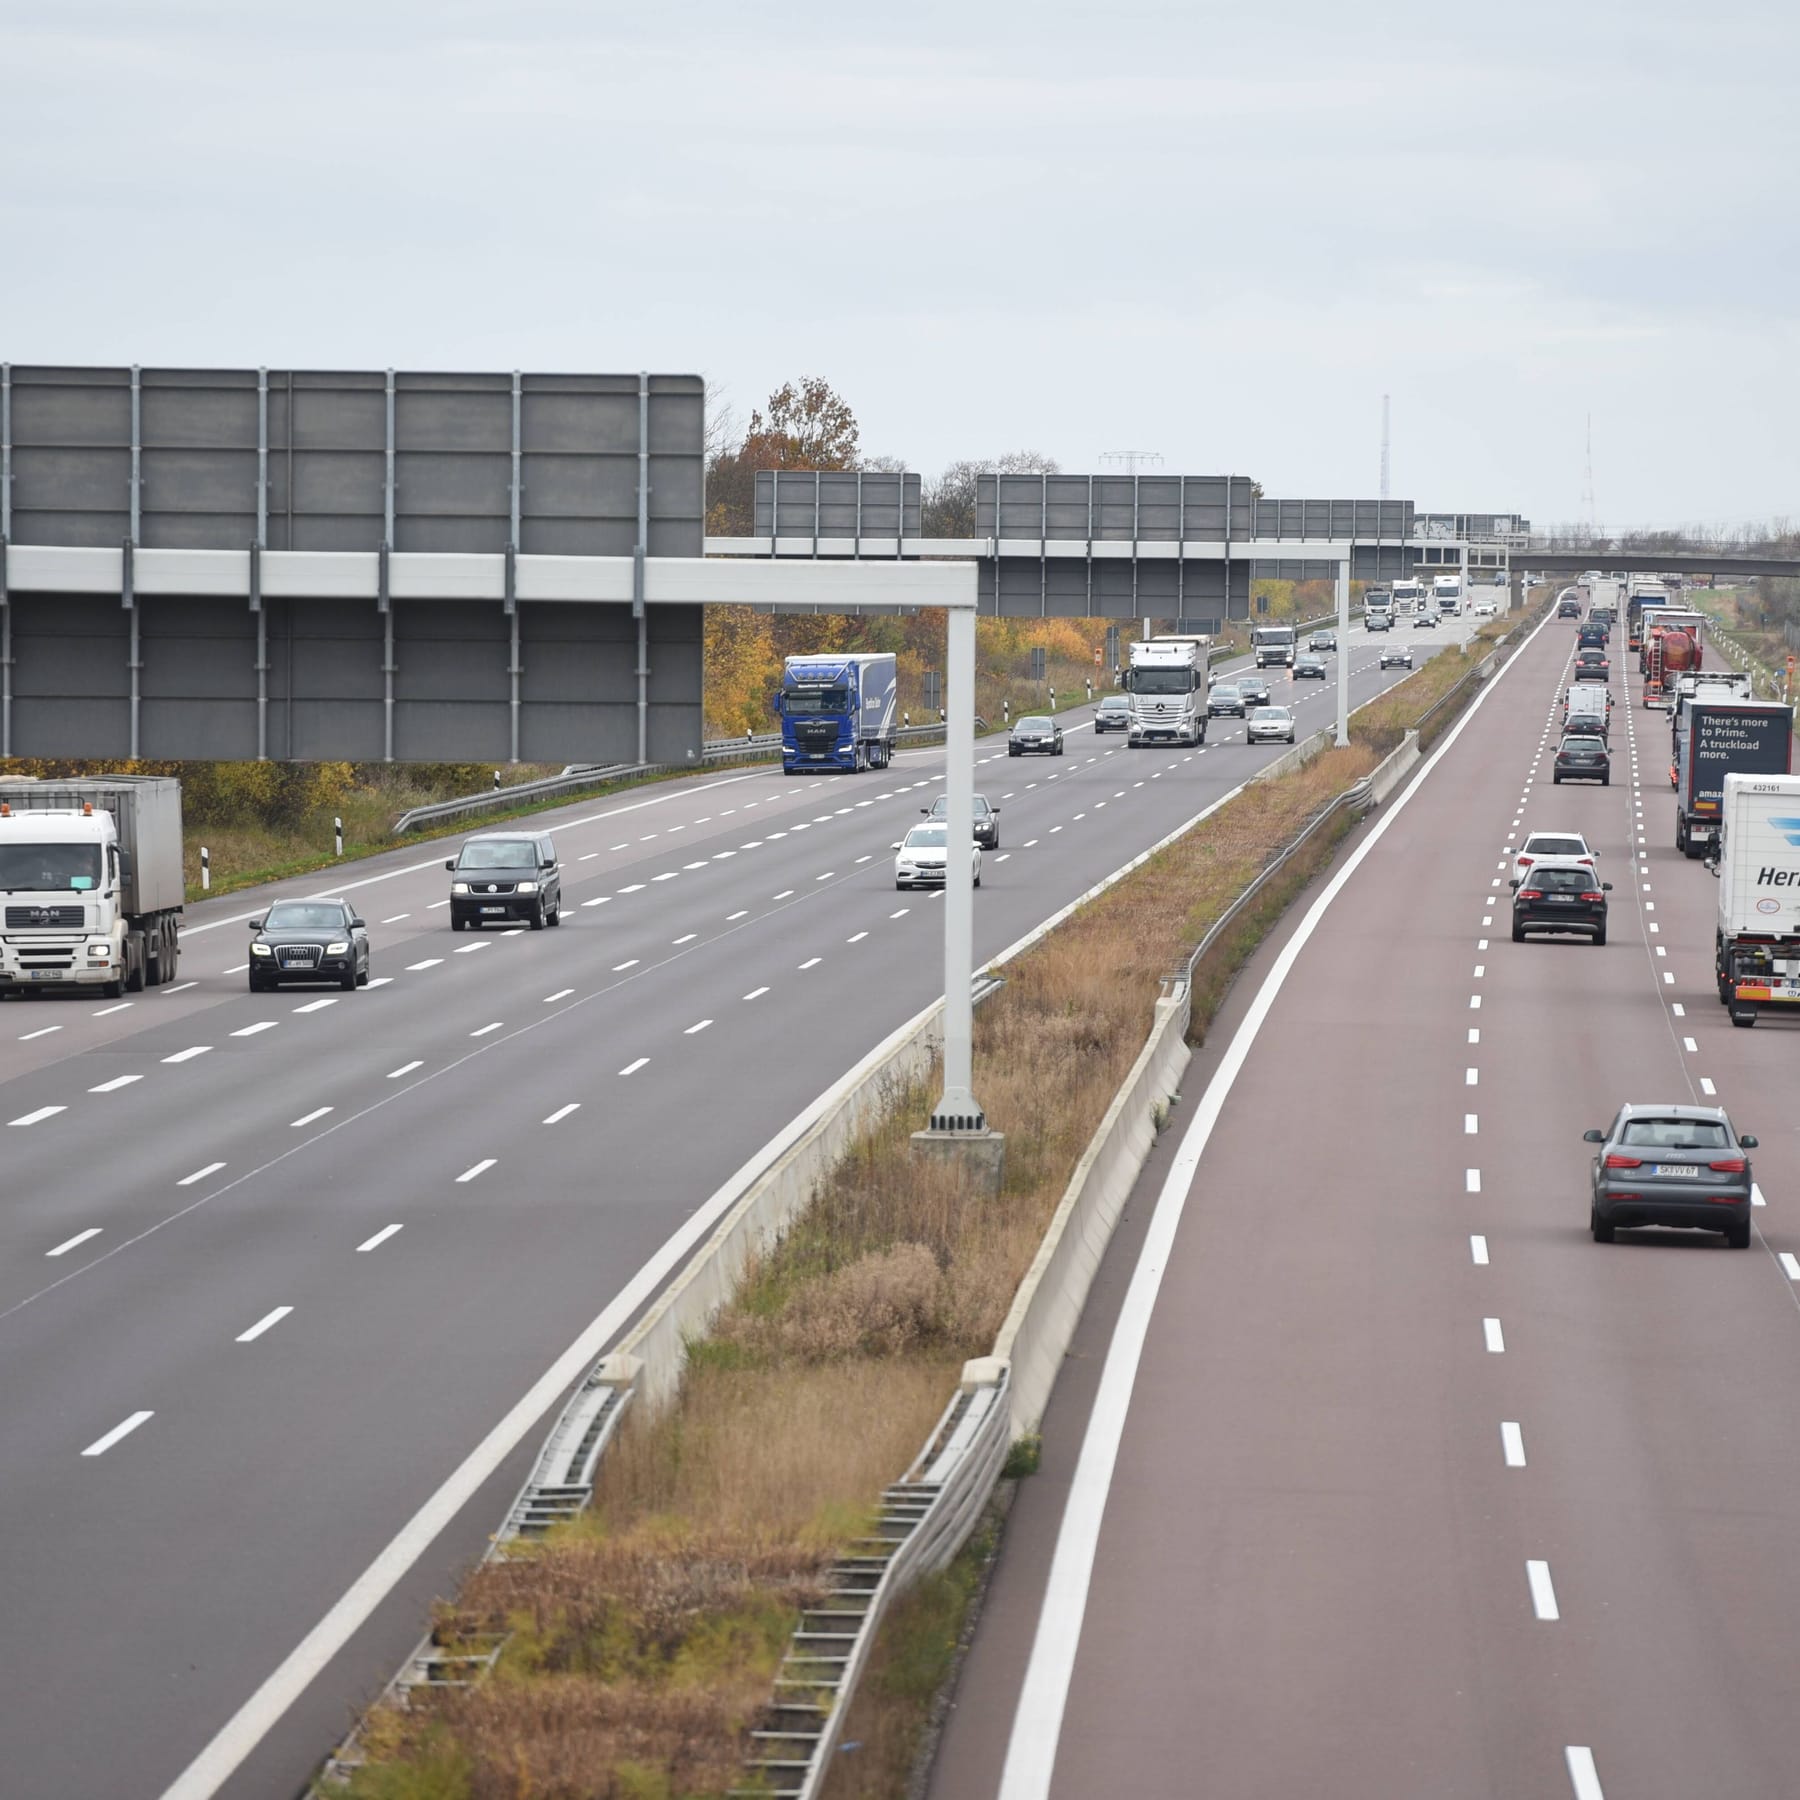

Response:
(1584, 1104), (1758, 1247)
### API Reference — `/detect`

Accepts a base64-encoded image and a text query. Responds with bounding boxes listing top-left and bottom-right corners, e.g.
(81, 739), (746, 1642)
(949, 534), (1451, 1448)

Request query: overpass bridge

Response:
(1522, 549), (1800, 579)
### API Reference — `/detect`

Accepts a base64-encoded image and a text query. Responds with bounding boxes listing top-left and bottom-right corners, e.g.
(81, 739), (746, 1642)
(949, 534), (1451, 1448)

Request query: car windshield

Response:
(1253, 707), (1289, 720)
(458, 840), (536, 869)
(0, 843), (103, 892)
(1099, 696), (1128, 711)
(1531, 868), (1595, 892)
(264, 902), (347, 931)
(1562, 738), (1605, 753)
(784, 685), (850, 714)
(1213, 684), (1239, 697)
(1620, 1118), (1730, 1150)
(1017, 717), (1051, 731)
(906, 826), (947, 848)
(928, 796), (990, 817)
(1526, 836), (1587, 857)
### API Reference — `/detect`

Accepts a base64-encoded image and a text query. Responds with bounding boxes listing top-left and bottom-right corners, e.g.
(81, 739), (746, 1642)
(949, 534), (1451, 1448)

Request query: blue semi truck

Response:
(772, 652), (899, 773)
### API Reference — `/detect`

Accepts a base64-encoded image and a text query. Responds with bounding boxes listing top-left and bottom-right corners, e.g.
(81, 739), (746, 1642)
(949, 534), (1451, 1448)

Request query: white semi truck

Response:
(1712, 771), (1800, 1026)
(0, 775), (185, 997)
(1252, 624), (1296, 669)
(1126, 636), (1209, 746)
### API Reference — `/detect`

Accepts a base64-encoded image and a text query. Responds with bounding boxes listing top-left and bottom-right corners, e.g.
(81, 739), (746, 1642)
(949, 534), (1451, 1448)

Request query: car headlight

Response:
(452, 881), (471, 895)
(515, 880), (538, 894)
(251, 942), (273, 956)
(326, 941), (350, 955)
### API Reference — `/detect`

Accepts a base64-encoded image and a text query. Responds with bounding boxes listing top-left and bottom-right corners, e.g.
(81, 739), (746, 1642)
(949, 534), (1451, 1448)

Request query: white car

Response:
(1513, 829), (1597, 886)
(1472, 598), (1498, 617)
(1379, 645), (1414, 670)
(1246, 705), (1297, 745)
(895, 823), (982, 891)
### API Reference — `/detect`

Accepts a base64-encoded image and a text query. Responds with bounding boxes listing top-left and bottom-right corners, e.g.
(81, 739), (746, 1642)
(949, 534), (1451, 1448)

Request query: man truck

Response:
(0, 774), (184, 997)
(1712, 771), (1800, 1026)
(772, 652), (898, 773)
(1674, 698), (1794, 858)
(1125, 637), (1209, 746)
(1252, 624), (1296, 669)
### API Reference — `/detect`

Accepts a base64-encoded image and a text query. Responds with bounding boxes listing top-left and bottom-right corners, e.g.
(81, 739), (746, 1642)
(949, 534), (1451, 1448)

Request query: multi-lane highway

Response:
(0, 620), (1478, 1799)
(928, 602), (1800, 1800)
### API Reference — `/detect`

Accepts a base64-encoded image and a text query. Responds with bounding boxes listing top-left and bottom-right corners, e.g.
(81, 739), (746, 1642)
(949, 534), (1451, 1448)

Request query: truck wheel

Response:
(1731, 1006), (1757, 1028)
(125, 943), (146, 994)
(103, 976), (124, 1000)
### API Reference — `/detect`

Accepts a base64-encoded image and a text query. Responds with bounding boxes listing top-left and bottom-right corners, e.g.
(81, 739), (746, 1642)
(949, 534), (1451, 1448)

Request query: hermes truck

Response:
(0, 775), (184, 997)
(1676, 699), (1794, 857)
(772, 652), (898, 773)
(1713, 772), (1800, 1026)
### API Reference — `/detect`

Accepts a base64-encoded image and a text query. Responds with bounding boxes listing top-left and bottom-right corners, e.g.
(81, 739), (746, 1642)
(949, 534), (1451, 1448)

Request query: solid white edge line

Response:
(996, 600), (1558, 1799)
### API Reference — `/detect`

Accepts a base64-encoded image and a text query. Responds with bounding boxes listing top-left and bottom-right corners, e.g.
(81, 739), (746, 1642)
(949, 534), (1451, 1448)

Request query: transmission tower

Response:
(1379, 395), (1391, 502)
(1100, 450), (1164, 477)
(1581, 414), (1598, 537)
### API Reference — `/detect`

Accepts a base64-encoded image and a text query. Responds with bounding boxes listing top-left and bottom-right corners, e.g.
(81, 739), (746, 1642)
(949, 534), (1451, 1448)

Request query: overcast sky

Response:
(4, 0), (1795, 532)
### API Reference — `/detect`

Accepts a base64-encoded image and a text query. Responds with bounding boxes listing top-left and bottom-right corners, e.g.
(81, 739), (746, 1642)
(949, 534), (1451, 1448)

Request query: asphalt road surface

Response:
(0, 619), (1479, 1799)
(927, 606), (1800, 1800)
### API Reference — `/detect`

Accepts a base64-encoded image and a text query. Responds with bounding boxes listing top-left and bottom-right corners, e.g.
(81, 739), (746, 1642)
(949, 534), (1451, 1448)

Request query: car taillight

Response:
(1518, 856), (1533, 868)
(1604, 1153), (1641, 1169)
(1519, 889), (1543, 901)
(1581, 891), (1604, 902)
(1709, 1159), (1747, 1174)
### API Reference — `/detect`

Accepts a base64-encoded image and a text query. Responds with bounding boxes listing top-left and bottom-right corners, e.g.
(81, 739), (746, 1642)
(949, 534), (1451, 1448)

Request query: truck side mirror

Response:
(770, 693), (784, 714)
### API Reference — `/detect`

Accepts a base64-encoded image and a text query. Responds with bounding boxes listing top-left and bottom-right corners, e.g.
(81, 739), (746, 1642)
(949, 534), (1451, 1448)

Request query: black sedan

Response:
(1378, 645), (1413, 671)
(1553, 732), (1610, 785)
(1509, 857), (1610, 945)
(1207, 682), (1245, 718)
(923, 792), (1000, 849)
(1585, 1104), (1757, 1247)
(1238, 675), (1272, 706)
(248, 898), (370, 991)
(1009, 715), (1063, 756)
(1309, 631), (1337, 652)
(1294, 655), (1327, 680)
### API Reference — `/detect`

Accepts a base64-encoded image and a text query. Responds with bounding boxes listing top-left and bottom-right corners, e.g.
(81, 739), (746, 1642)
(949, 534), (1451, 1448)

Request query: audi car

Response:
(1246, 705), (1297, 745)
(1008, 715), (1063, 756)
(1585, 1104), (1757, 1247)
(248, 898), (370, 991)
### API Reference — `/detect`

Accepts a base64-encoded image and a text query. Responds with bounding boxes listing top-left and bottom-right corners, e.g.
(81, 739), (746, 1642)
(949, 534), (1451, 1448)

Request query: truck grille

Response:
(276, 943), (323, 970)
(794, 721), (840, 751)
(468, 881), (515, 895)
(6, 905), (83, 929)
(17, 944), (78, 969)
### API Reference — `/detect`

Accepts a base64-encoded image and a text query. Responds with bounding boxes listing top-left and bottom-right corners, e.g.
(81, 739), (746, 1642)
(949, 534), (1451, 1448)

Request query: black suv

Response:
(248, 898), (370, 991)
(923, 792), (1000, 849)
(448, 832), (563, 930)
(1509, 858), (1611, 945)
(1575, 648), (1611, 682)
(1553, 733), (1611, 785)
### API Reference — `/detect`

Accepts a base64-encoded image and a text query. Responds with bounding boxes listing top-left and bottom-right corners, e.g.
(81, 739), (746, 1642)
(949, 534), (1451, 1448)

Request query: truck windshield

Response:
(1255, 630), (1294, 644)
(785, 686), (850, 714)
(1132, 669), (1195, 694)
(0, 844), (102, 892)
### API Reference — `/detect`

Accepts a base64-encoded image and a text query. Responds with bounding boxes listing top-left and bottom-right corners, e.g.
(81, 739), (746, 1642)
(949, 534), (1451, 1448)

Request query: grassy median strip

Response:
(337, 645), (1502, 1800)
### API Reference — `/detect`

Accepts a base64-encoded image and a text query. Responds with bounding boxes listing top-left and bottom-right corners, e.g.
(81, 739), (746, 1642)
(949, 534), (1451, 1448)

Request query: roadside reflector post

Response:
(200, 845), (209, 892)
(334, 816), (343, 858)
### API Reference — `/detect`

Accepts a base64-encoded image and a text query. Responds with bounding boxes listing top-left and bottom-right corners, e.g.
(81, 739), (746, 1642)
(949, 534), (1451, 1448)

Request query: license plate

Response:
(481, 905), (506, 914)
(1547, 896), (1573, 904)
(28, 970), (62, 981)
(1650, 1164), (1700, 1179)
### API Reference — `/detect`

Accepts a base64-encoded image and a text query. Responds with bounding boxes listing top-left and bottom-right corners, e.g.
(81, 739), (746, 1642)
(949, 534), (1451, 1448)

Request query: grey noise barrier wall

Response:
(745, 471), (1418, 619)
(0, 365), (704, 763)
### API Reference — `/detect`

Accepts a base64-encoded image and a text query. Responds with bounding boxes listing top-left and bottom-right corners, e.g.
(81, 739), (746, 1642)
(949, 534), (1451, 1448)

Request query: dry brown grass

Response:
(344, 725), (1411, 1800)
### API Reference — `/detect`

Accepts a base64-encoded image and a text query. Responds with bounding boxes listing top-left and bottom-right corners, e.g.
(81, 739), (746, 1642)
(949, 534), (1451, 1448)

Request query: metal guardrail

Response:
(391, 762), (648, 833)
(733, 1371), (1013, 1800)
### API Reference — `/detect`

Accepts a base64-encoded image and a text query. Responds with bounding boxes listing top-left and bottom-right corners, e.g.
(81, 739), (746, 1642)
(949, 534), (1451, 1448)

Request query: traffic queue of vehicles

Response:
(1539, 578), (1786, 1246)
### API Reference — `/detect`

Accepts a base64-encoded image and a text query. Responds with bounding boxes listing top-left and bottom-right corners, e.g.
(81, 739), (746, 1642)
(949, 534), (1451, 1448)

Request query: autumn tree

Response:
(922, 451), (1060, 537)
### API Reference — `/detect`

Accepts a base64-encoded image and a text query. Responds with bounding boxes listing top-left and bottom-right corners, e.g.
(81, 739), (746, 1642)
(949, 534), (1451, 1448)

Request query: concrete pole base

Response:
(910, 1127), (1006, 1197)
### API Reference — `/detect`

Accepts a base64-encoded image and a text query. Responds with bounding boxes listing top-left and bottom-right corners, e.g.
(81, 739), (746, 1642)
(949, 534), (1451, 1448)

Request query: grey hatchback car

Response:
(1584, 1104), (1758, 1247)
